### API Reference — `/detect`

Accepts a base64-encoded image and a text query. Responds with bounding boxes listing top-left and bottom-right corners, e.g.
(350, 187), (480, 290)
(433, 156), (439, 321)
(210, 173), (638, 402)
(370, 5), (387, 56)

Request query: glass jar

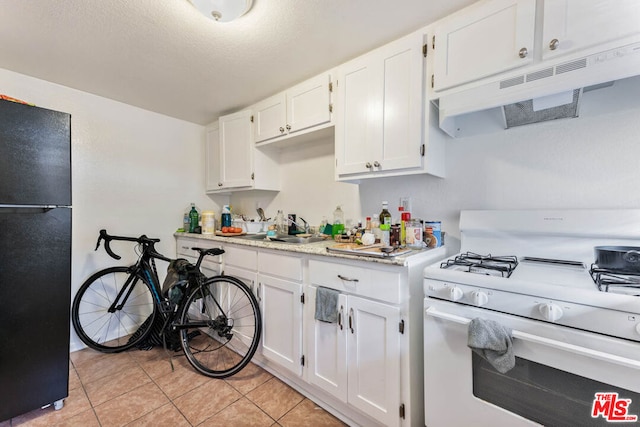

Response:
(406, 219), (423, 248)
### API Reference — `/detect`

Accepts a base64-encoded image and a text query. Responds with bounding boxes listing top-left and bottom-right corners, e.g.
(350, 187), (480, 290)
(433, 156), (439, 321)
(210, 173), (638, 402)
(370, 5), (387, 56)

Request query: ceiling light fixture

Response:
(189, 0), (253, 22)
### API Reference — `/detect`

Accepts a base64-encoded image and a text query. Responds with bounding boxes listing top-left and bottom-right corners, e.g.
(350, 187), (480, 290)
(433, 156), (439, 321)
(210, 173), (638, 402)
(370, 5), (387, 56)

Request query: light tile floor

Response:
(1, 347), (347, 426)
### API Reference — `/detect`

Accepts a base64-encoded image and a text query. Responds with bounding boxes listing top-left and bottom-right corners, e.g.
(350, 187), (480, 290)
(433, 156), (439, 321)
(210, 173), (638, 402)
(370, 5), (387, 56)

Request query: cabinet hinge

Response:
(301, 355), (305, 366)
(329, 103), (333, 113)
(251, 172), (255, 180)
(420, 144), (425, 157)
(250, 115), (254, 123)
(329, 82), (333, 92)
(399, 403), (405, 419)
(432, 35), (435, 50)
(399, 319), (405, 334)
(422, 43), (427, 57)
(300, 293), (305, 304)
(431, 74), (434, 89)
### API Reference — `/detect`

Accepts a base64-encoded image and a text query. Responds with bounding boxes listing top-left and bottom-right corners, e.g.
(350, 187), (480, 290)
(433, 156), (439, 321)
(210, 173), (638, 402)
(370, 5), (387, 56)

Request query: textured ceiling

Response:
(0, 0), (474, 125)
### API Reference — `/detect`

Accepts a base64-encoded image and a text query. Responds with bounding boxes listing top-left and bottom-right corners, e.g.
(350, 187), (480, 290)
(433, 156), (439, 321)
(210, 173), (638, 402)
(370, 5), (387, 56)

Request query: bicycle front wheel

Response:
(179, 275), (261, 378)
(72, 267), (157, 353)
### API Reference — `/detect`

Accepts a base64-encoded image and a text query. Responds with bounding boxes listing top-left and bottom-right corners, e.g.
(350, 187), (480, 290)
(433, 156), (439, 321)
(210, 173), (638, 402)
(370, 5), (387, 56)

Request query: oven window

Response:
(472, 353), (640, 426)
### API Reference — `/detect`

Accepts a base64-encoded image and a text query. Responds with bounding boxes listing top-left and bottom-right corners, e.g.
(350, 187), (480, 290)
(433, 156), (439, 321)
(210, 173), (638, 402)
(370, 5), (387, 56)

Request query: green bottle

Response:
(189, 203), (199, 233)
(379, 201), (392, 226)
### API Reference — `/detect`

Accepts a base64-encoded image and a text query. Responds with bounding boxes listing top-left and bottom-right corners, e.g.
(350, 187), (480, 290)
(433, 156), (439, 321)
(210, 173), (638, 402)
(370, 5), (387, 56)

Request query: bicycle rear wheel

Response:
(72, 267), (157, 353)
(179, 275), (261, 378)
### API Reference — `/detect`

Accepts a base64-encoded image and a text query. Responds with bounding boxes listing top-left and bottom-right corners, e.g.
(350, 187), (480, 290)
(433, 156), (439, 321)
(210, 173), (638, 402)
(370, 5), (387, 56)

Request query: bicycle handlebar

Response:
(96, 229), (161, 260)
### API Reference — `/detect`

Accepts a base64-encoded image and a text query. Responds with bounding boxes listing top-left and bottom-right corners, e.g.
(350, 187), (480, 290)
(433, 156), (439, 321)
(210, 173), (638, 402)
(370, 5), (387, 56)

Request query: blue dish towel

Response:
(315, 286), (339, 323)
(467, 317), (515, 374)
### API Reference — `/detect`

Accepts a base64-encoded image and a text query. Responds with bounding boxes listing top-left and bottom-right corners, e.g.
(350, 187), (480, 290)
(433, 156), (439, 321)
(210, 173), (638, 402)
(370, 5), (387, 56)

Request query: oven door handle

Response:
(425, 306), (640, 370)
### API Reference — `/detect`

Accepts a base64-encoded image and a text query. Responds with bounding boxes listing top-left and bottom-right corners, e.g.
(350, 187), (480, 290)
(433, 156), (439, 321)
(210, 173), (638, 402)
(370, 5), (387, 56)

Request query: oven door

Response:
(424, 298), (640, 427)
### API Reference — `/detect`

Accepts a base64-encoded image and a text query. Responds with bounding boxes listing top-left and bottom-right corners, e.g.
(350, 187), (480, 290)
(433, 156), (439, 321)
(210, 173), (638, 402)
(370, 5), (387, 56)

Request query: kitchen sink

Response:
(239, 234), (327, 244)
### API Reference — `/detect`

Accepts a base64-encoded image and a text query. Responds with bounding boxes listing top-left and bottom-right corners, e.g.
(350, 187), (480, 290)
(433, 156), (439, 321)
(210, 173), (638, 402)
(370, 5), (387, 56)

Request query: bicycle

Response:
(71, 229), (261, 378)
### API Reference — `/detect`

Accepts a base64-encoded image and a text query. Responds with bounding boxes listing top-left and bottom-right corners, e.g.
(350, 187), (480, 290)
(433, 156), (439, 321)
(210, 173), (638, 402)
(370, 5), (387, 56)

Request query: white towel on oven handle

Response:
(467, 317), (515, 374)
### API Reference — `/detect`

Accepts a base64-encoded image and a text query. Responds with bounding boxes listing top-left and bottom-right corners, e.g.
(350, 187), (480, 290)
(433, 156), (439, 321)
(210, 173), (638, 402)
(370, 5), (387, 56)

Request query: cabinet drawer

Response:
(309, 259), (401, 304)
(258, 251), (303, 282)
(224, 245), (257, 271)
(176, 237), (223, 264)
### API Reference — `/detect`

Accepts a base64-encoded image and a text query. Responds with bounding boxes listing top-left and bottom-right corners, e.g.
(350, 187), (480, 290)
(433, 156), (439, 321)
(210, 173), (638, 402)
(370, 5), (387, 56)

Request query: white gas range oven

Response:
(424, 210), (640, 427)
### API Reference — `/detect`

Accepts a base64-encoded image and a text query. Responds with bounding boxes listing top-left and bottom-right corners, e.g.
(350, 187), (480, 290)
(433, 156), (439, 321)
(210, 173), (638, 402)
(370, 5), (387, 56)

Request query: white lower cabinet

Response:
(257, 250), (304, 377)
(258, 274), (303, 376)
(307, 287), (401, 426)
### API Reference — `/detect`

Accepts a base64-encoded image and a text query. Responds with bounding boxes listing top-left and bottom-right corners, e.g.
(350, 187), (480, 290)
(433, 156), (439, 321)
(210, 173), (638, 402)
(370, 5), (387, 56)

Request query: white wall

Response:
(0, 68), (215, 351)
(229, 138), (362, 228)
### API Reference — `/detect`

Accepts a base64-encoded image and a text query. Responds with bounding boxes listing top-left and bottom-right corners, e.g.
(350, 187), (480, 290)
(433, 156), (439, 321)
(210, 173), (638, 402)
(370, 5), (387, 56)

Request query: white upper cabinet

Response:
(205, 122), (221, 192)
(253, 73), (332, 144)
(432, 0), (536, 92)
(542, 0), (640, 60)
(336, 30), (444, 180)
(219, 109), (254, 189)
(207, 109), (280, 193)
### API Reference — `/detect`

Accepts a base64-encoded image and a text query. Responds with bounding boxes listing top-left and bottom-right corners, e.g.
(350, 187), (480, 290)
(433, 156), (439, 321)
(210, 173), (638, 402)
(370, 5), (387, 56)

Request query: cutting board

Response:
(326, 243), (412, 258)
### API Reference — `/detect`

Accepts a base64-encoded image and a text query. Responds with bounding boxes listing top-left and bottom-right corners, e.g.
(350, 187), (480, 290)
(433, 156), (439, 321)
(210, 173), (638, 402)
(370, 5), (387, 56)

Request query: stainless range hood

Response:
(437, 41), (640, 138)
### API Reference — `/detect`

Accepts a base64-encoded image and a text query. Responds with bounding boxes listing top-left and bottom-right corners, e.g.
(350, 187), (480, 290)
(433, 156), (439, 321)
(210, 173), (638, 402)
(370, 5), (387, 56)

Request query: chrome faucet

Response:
(289, 217), (310, 234)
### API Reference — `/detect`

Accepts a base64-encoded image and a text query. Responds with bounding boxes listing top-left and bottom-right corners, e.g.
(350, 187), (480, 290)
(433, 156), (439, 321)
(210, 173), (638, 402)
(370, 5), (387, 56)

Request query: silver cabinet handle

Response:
(337, 274), (359, 282)
(365, 162), (372, 169)
(279, 127), (285, 133)
(257, 282), (262, 302)
(519, 47), (528, 58)
(338, 305), (344, 330)
(348, 308), (354, 334)
(218, 182), (223, 187)
(549, 38), (559, 50)
(373, 161), (380, 167)
(286, 124), (291, 131)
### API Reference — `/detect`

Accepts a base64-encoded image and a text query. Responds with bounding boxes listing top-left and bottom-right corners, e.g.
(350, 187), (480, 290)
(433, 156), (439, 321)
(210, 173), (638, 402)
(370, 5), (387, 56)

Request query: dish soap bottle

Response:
(333, 205), (345, 236)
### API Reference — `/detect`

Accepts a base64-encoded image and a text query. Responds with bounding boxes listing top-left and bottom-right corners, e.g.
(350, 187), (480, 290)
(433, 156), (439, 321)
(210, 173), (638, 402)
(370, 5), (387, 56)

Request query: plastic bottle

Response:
(333, 205), (345, 236)
(380, 223), (391, 246)
(183, 211), (190, 232)
(188, 203), (199, 233)
(379, 201), (391, 226)
(221, 205), (232, 228)
(275, 210), (286, 235)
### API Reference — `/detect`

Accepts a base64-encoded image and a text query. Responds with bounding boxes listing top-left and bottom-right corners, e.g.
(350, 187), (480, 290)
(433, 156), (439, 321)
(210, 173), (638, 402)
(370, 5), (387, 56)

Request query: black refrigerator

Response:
(0, 99), (72, 421)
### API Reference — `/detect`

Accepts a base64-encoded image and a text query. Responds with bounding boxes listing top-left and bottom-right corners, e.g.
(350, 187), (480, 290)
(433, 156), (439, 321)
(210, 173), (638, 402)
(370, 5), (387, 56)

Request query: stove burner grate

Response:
(590, 264), (640, 295)
(440, 252), (518, 278)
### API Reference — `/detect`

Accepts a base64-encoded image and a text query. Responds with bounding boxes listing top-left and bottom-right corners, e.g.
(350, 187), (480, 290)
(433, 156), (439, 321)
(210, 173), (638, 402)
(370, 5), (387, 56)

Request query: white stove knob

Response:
(449, 286), (464, 301)
(538, 303), (563, 322)
(471, 291), (489, 306)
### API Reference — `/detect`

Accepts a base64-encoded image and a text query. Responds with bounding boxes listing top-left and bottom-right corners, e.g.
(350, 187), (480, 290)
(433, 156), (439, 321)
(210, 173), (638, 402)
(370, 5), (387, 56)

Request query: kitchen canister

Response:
(424, 221), (442, 247)
(201, 211), (215, 234)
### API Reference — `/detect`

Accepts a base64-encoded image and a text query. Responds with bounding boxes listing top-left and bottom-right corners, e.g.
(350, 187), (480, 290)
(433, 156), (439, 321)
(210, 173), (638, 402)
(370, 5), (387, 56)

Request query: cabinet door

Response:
(542, 0), (640, 60)
(432, 0), (536, 91)
(287, 73), (332, 135)
(224, 265), (258, 299)
(253, 93), (287, 143)
(259, 274), (303, 376)
(378, 32), (424, 172)
(347, 296), (401, 427)
(335, 54), (382, 175)
(205, 122), (222, 192)
(307, 287), (348, 401)
(219, 109), (253, 188)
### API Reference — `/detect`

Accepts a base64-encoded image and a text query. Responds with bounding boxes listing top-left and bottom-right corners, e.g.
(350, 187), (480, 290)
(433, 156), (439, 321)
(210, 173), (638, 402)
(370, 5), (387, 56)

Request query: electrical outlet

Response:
(400, 197), (412, 213)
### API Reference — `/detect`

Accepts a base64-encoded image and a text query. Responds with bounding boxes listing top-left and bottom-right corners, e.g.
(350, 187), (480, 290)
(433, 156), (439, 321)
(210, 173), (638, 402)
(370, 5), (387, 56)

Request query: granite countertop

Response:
(175, 232), (446, 266)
